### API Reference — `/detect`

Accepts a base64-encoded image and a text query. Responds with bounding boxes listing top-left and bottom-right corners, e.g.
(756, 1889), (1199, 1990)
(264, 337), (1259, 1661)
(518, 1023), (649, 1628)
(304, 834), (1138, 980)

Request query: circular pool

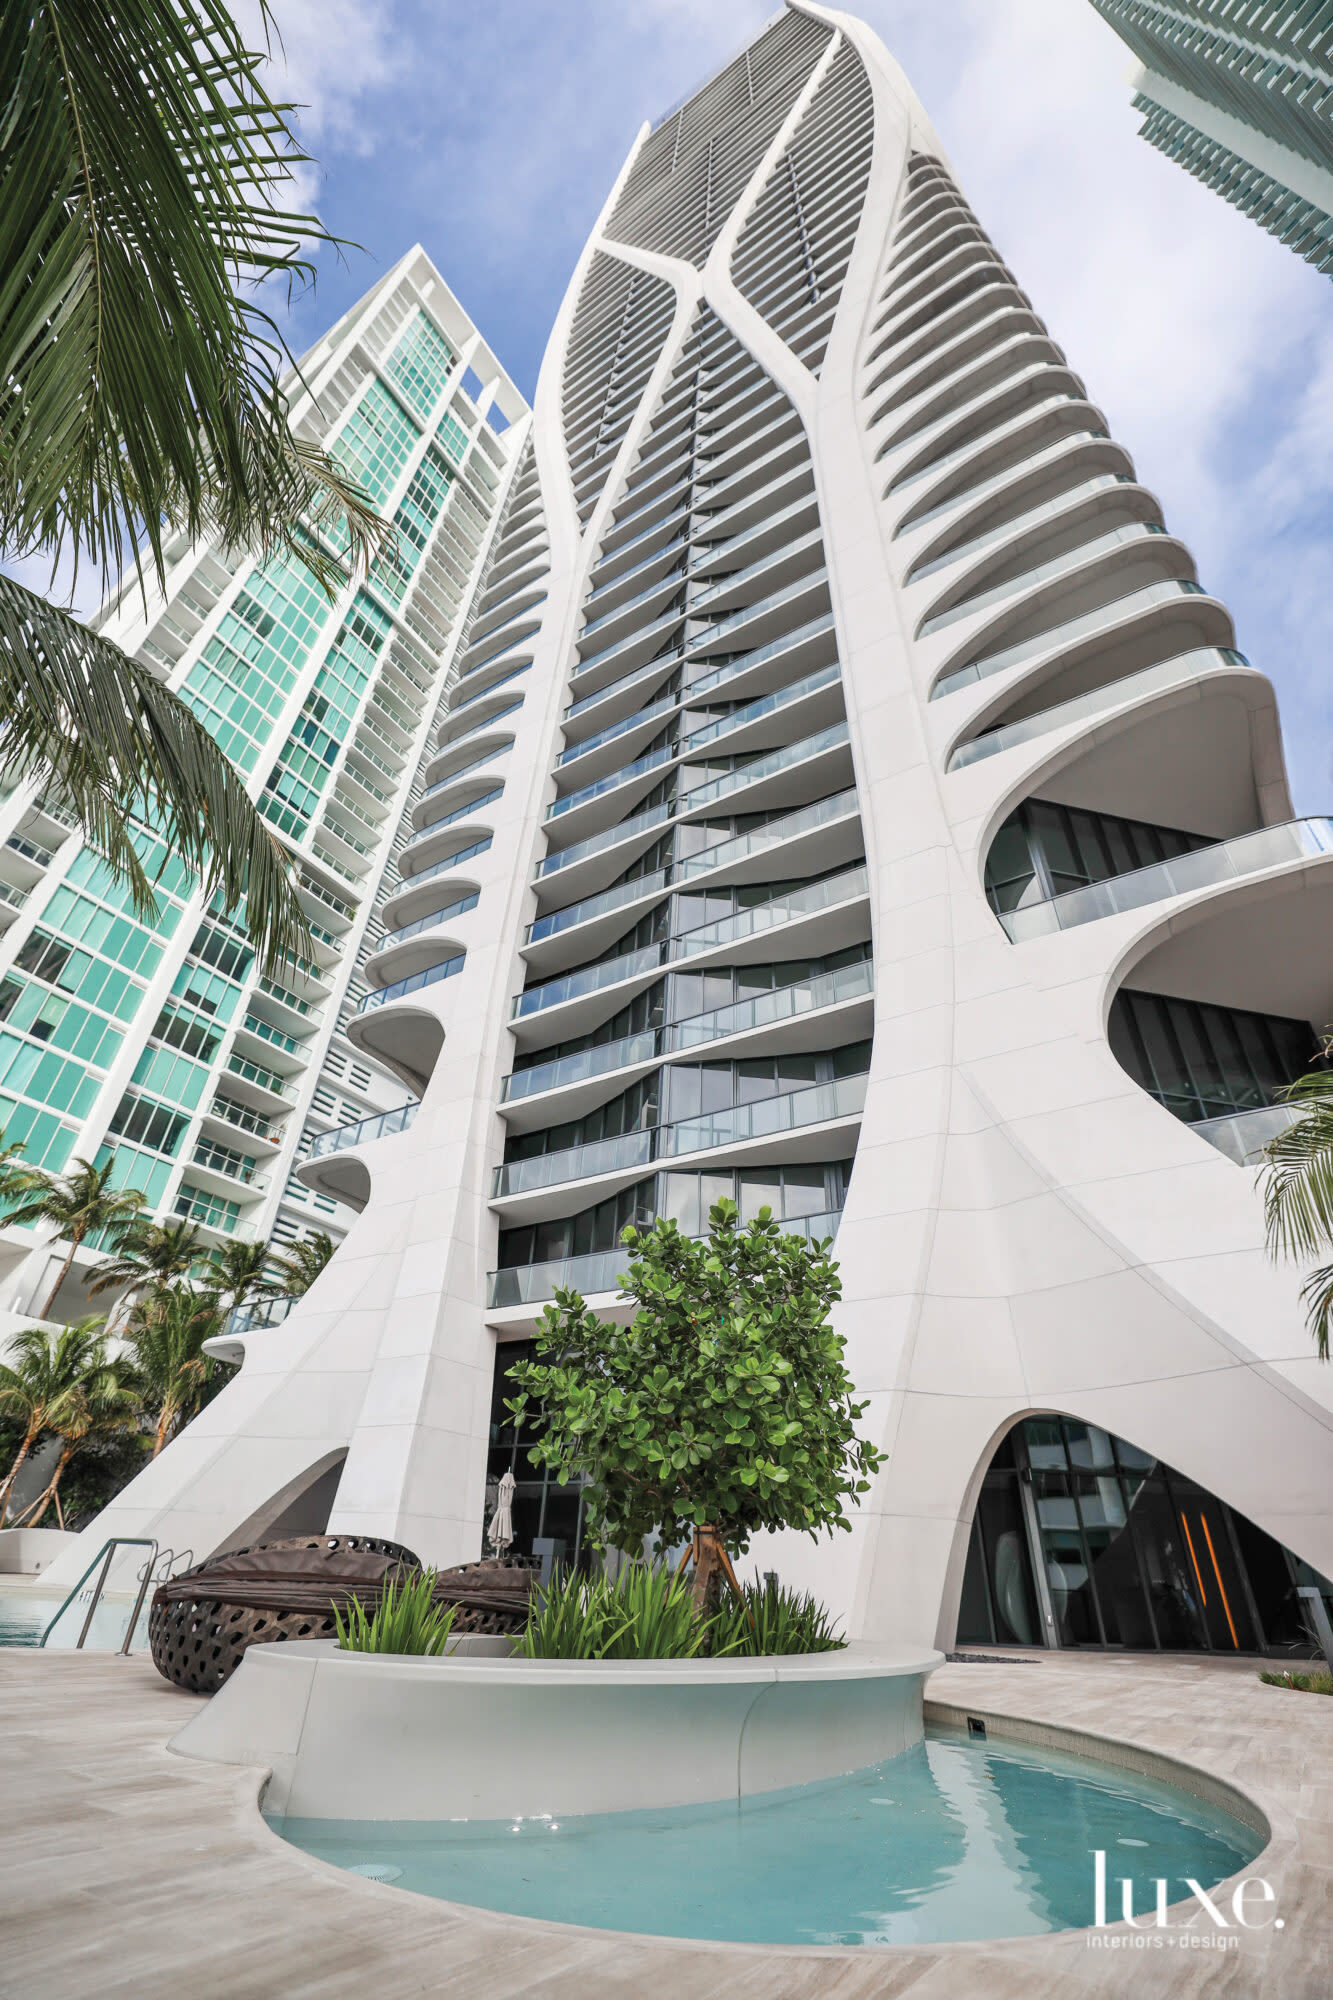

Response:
(267, 1724), (1266, 1946)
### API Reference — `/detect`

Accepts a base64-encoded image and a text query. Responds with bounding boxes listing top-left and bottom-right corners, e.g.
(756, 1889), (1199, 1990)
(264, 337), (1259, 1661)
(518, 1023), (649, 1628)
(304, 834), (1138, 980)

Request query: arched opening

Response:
(958, 1416), (1331, 1657)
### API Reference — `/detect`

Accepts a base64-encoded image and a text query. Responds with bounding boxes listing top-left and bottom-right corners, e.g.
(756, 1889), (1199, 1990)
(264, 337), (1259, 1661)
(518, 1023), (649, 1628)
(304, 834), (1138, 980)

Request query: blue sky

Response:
(99, 4), (1333, 807)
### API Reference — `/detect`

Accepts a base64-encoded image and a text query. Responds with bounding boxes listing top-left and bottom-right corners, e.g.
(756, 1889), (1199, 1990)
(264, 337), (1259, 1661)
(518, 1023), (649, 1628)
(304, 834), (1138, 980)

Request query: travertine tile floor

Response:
(0, 1646), (1329, 1999)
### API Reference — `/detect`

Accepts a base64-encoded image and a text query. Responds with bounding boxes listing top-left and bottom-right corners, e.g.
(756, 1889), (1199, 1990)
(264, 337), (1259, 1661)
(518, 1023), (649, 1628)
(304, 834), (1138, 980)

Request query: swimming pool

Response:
(269, 1724), (1264, 1945)
(0, 1585), (149, 1650)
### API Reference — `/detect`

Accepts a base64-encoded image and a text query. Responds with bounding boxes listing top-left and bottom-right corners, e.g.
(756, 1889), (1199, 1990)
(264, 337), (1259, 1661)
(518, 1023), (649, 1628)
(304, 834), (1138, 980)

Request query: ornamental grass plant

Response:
(333, 1569), (459, 1656)
(519, 1561), (842, 1659)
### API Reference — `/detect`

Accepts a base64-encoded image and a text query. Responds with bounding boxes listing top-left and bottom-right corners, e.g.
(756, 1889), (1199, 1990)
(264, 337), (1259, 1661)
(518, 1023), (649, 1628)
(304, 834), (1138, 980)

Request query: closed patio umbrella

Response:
(487, 1469), (516, 1554)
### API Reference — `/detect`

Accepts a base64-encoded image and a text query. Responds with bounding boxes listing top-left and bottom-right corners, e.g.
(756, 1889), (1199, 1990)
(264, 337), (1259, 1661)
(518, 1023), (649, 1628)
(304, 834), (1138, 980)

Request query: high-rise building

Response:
(0, 250), (528, 1324)
(52, 4), (1333, 1657)
(1088, 2), (1333, 275)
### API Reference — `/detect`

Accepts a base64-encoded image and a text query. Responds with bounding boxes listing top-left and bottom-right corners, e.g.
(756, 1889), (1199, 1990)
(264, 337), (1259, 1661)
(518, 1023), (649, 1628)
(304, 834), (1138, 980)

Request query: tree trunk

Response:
(152, 1397), (177, 1457)
(41, 1235), (83, 1318)
(12, 1442), (74, 1529)
(0, 1424), (41, 1526)
(690, 1524), (725, 1616)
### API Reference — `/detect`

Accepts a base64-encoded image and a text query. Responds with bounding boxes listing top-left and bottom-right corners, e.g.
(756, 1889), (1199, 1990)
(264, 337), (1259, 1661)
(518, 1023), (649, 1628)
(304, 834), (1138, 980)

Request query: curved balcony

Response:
(684, 568), (830, 662)
(501, 958), (875, 1119)
(419, 739), (511, 805)
(883, 366), (1088, 496)
(487, 1207), (843, 1312)
(911, 473), (1146, 604)
(948, 646), (1249, 773)
(680, 719), (851, 816)
(525, 782), (862, 961)
(919, 521), (1175, 646)
(578, 567), (685, 646)
(372, 891), (480, 964)
(398, 792), (502, 872)
(433, 695), (524, 757)
(412, 779), (505, 838)
(358, 952), (465, 1014)
(583, 533), (689, 612)
(512, 865), (870, 1045)
(866, 299), (1040, 411)
(379, 834), (493, 930)
(294, 1101), (421, 1210)
(901, 432), (1131, 559)
(932, 579), (1212, 703)
(1002, 819), (1333, 943)
(493, 1072), (867, 1204)
(874, 334), (1066, 465)
(449, 659), (530, 713)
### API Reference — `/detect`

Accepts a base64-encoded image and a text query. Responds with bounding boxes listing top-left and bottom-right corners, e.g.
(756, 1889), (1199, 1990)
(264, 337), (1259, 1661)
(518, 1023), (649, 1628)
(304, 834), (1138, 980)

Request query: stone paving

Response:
(1, 1645), (1329, 1998)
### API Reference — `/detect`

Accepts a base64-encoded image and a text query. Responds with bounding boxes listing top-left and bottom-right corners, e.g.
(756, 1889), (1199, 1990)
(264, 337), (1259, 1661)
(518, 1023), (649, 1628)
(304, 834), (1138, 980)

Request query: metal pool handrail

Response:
(40, 1536), (157, 1652)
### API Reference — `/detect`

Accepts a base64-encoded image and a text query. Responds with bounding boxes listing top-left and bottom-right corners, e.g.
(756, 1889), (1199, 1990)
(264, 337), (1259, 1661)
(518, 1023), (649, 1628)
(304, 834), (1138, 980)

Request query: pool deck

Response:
(2, 1645), (1330, 1999)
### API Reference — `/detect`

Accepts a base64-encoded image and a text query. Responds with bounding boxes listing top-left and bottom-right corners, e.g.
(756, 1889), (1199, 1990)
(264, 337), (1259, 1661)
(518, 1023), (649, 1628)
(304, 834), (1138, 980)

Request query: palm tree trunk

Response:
(0, 1424), (42, 1526)
(11, 1443), (74, 1529)
(152, 1397), (177, 1457)
(41, 1234), (84, 1318)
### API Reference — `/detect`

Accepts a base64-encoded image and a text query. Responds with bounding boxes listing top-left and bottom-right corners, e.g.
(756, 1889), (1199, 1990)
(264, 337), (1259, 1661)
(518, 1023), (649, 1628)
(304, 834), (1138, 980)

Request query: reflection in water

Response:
(271, 1726), (1261, 1946)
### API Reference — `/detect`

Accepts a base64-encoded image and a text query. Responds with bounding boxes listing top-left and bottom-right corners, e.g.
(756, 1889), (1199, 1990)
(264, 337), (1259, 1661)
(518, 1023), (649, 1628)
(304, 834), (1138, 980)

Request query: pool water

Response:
(270, 1725), (1264, 1946)
(0, 1587), (149, 1651)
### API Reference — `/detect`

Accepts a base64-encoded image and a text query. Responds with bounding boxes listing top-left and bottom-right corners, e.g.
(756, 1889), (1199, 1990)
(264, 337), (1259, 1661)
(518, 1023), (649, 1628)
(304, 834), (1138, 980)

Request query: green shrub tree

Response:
(507, 1200), (884, 1612)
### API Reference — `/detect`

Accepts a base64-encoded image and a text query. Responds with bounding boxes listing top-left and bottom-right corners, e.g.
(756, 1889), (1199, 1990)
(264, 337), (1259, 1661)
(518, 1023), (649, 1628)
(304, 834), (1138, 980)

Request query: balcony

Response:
(948, 647), (1249, 772)
(933, 579), (1207, 701)
(492, 1071), (867, 1199)
(1193, 1103), (1302, 1168)
(1000, 819), (1333, 942)
(375, 890), (480, 956)
(679, 719), (851, 814)
(919, 521), (1170, 641)
(487, 1207), (843, 1309)
(501, 958), (875, 1107)
(357, 951), (465, 1012)
(307, 1101), (419, 1159)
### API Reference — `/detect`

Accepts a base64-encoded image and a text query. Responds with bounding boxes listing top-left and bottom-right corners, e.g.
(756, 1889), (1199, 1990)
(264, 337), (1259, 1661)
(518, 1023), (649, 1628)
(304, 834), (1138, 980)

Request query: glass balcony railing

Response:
(358, 952), (466, 1013)
(565, 649), (684, 725)
(517, 866), (866, 1019)
(437, 695), (524, 752)
(529, 783), (861, 941)
(450, 660), (530, 712)
(889, 390), (1087, 492)
(574, 607), (687, 684)
(494, 1126), (655, 1197)
(909, 474), (1133, 586)
(502, 1029), (662, 1103)
(1193, 1103), (1302, 1168)
(901, 425), (1108, 540)
(557, 691), (679, 769)
(500, 958), (874, 1105)
(546, 743), (675, 823)
(411, 785), (503, 838)
(687, 611), (836, 699)
(673, 783), (860, 880)
(683, 661), (841, 752)
(377, 891), (480, 952)
(420, 745), (509, 801)
(688, 529), (823, 619)
(535, 802), (671, 880)
(394, 835), (492, 894)
(1000, 818), (1333, 942)
(513, 942), (664, 1019)
(307, 1101), (419, 1160)
(225, 1053), (294, 1100)
(948, 647), (1249, 772)
(681, 720), (850, 812)
(526, 868), (669, 944)
(584, 533), (689, 609)
(685, 568), (829, 657)
(486, 1207), (844, 1308)
(919, 522), (1167, 639)
(493, 1071), (867, 1197)
(662, 1071), (867, 1158)
(580, 567), (684, 641)
(932, 579), (1206, 701)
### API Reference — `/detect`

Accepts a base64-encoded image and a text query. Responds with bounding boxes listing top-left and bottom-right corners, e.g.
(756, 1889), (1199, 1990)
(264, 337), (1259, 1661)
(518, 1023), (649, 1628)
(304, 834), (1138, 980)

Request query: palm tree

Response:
(122, 1285), (229, 1456)
(0, 2), (391, 975)
(0, 1319), (109, 1525)
(13, 1343), (139, 1531)
(6, 1159), (147, 1318)
(269, 1230), (337, 1300)
(85, 1217), (205, 1325)
(1262, 1057), (1333, 1359)
(202, 1238), (275, 1319)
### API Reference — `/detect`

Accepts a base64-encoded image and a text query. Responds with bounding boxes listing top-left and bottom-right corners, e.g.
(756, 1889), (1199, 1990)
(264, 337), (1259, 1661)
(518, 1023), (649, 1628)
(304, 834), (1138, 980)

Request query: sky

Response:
(70, 2), (1333, 808)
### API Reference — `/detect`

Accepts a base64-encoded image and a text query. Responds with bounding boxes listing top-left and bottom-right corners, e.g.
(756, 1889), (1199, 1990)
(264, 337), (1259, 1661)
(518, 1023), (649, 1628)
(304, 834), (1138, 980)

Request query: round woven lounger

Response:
(149, 1536), (535, 1693)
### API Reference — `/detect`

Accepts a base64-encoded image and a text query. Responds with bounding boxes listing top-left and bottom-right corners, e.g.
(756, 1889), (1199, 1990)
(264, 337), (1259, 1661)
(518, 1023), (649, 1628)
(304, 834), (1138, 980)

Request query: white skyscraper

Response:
(52, 5), (1333, 1659)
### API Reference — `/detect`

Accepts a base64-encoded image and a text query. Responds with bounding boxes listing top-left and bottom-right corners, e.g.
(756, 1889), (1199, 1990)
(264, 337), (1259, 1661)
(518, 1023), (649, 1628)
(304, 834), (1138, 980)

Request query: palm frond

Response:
(0, 575), (310, 972)
(1299, 1263), (1333, 1363)
(0, 0), (392, 587)
(1261, 1088), (1333, 1263)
